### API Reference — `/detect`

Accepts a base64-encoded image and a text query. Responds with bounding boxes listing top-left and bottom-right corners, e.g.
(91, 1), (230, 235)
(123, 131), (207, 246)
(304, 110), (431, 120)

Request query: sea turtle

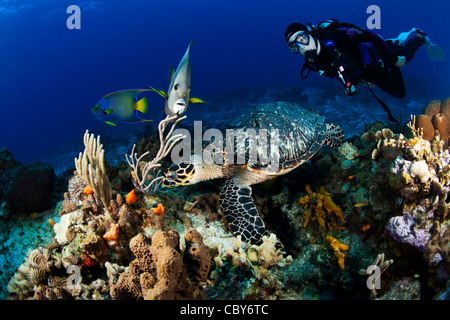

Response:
(162, 101), (344, 244)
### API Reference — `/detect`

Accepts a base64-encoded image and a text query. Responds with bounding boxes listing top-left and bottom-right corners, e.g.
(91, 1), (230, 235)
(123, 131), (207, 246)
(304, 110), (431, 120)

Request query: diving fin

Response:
(388, 28), (446, 62)
(426, 42), (446, 62)
(421, 33), (446, 61)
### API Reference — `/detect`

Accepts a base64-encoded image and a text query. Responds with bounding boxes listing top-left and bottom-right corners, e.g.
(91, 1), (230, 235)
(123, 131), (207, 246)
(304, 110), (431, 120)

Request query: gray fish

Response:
(151, 41), (204, 118)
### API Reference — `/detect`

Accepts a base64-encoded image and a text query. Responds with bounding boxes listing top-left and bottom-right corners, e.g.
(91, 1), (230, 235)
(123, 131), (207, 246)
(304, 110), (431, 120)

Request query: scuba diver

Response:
(285, 19), (445, 122)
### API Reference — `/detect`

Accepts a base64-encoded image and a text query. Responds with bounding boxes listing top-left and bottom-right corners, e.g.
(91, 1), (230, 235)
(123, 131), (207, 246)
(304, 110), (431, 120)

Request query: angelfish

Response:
(151, 41), (204, 118)
(91, 89), (154, 126)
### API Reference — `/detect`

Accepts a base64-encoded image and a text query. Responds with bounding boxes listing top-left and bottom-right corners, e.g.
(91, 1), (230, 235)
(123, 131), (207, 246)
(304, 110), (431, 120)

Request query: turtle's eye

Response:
(168, 171), (177, 180)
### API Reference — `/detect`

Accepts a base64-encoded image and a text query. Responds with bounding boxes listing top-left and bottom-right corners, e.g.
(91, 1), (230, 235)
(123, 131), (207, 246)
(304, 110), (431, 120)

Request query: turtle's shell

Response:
(225, 101), (327, 175)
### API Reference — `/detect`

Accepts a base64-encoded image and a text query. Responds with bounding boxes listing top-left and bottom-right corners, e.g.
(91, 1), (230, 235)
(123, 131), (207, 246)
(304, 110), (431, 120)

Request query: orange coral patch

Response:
(153, 203), (165, 217)
(83, 254), (98, 267)
(126, 189), (137, 204)
(83, 185), (94, 195)
(103, 223), (119, 241)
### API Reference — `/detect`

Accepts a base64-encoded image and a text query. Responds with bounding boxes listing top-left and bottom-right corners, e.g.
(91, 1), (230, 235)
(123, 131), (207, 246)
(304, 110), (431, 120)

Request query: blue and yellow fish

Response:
(91, 89), (154, 126)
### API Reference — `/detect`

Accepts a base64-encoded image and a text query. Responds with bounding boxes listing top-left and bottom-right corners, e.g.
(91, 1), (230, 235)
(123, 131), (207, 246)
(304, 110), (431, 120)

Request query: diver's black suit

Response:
(307, 24), (424, 98)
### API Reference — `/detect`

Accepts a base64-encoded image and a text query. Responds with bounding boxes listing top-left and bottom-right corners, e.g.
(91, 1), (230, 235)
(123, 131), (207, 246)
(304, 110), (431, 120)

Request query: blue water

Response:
(0, 0), (449, 167)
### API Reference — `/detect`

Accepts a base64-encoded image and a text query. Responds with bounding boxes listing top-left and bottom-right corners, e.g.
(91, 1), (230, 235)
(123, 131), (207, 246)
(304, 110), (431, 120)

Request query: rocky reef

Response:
(2, 96), (450, 300)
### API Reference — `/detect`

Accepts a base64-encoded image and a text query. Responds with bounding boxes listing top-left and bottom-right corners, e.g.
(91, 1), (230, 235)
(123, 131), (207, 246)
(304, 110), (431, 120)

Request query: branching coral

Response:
(298, 185), (346, 231)
(125, 115), (186, 194)
(74, 130), (112, 214)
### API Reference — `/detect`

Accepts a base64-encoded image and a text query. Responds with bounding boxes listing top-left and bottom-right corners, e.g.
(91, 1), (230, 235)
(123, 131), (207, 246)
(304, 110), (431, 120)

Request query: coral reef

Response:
(4, 96), (450, 301)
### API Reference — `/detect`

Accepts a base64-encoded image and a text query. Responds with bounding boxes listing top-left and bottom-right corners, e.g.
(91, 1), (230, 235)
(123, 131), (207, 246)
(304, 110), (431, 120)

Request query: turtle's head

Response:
(162, 154), (227, 188)
(162, 162), (197, 188)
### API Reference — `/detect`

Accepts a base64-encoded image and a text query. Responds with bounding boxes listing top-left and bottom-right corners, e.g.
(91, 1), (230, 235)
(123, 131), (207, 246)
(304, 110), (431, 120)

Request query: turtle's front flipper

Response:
(219, 177), (270, 245)
(324, 123), (345, 147)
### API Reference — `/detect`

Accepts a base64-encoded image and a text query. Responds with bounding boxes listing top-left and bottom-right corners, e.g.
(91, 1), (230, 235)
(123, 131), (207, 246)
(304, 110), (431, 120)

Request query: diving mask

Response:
(287, 31), (311, 54)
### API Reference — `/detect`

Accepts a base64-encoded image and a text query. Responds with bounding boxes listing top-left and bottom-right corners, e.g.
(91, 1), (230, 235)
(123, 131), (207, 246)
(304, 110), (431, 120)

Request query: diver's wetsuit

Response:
(307, 24), (425, 98)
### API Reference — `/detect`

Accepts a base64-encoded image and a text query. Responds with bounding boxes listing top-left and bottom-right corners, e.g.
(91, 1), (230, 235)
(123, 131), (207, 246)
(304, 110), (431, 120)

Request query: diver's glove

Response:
(304, 50), (318, 64)
(325, 40), (341, 62)
(395, 56), (406, 67)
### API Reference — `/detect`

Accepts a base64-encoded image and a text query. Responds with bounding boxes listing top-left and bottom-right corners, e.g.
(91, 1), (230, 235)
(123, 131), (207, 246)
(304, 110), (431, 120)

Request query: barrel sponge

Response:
(439, 97), (450, 117)
(431, 113), (449, 146)
(423, 99), (442, 117)
(128, 233), (153, 274)
(110, 271), (142, 300)
(150, 229), (180, 251)
(145, 246), (184, 300)
(415, 114), (435, 141)
(184, 229), (211, 282)
(415, 98), (450, 148)
(111, 229), (210, 300)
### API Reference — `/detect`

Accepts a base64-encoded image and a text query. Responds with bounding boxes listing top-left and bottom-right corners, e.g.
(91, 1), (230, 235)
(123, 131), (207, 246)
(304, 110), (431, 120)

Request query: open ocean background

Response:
(0, 0), (448, 172)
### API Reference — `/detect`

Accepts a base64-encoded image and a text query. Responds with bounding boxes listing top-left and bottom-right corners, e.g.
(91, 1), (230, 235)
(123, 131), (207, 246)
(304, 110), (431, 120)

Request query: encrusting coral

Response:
(210, 233), (292, 299)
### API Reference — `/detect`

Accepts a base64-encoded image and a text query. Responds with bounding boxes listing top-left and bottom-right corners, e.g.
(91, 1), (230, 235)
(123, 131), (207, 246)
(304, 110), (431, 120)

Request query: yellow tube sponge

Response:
(326, 235), (349, 270)
(298, 185), (346, 231)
